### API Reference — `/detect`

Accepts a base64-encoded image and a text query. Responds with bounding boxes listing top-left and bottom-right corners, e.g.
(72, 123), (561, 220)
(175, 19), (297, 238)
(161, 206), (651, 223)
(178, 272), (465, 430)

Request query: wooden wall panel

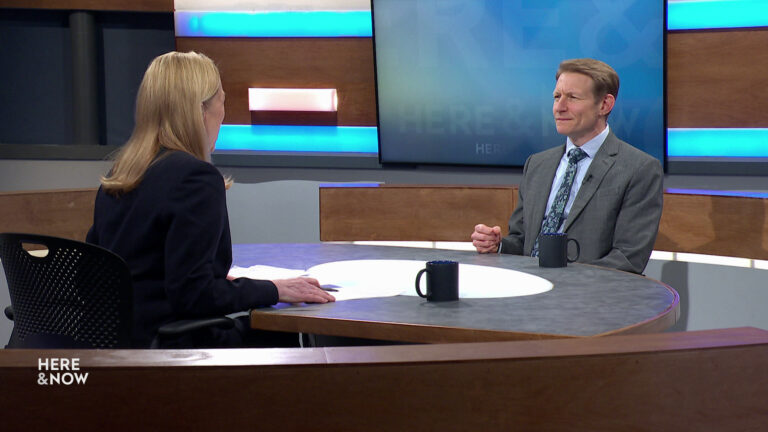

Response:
(319, 185), (768, 260)
(3, 186), (766, 260)
(320, 185), (517, 242)
(667, 29), (768, 128)
(176, 37), (377, 126)
(0, 189), (97, 242)
(0, 0), (172, 11)
(656, 192), (768, 259)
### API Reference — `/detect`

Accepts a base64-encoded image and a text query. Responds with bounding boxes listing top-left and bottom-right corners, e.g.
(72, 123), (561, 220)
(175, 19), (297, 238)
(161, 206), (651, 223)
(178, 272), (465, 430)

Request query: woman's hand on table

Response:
(272, 277), (336, 304)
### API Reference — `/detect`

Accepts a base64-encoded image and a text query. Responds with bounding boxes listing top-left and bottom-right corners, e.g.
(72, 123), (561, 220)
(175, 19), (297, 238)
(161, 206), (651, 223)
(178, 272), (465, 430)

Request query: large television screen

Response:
(372, 0), (665, 166)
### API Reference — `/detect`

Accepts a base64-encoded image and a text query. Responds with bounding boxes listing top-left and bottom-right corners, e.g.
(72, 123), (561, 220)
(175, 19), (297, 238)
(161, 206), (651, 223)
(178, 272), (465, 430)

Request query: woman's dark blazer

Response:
(87, 151), (278, 347)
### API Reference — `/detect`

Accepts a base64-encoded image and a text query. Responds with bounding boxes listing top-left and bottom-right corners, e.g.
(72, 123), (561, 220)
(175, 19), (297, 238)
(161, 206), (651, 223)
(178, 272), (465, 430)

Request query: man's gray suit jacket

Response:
(499, 132), (663, 274)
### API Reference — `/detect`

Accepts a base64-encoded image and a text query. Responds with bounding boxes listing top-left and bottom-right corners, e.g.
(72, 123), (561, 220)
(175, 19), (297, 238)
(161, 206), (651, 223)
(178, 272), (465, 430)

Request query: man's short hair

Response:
(556, 58), (619, 101)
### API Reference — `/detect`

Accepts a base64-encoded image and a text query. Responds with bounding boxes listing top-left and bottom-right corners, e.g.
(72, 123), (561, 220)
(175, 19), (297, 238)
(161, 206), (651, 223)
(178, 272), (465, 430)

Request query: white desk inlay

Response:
(230, 260), (552, 301)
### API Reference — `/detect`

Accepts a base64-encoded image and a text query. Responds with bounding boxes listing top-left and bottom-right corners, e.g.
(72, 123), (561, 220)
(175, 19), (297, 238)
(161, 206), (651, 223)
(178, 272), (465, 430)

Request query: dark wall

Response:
(1, 9), (73, 145)
(0, 9), (174, 146)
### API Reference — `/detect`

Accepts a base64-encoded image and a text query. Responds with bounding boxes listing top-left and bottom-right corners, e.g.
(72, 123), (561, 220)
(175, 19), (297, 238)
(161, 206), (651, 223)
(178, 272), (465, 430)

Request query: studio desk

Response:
(242, 243), (679, 343)
(3, 185), (768, 429)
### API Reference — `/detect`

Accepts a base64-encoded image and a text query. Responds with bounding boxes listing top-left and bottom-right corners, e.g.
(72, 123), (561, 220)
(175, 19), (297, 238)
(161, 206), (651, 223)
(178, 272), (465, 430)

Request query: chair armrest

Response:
(4, 306), (13, 321)
(157, 317), (235, 336)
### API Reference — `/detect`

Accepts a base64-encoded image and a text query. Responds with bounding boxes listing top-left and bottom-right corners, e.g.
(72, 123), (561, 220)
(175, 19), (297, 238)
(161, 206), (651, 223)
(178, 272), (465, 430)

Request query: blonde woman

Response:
(87, 52), (334, 348)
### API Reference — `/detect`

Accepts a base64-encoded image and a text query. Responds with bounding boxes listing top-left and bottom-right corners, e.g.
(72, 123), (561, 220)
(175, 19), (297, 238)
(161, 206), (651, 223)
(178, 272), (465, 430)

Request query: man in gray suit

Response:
(471, 58), (663, 274)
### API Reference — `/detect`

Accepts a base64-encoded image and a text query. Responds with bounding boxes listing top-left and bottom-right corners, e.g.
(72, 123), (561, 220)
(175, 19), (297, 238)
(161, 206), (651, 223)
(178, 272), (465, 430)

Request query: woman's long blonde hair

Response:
(101, 51), (226, 194)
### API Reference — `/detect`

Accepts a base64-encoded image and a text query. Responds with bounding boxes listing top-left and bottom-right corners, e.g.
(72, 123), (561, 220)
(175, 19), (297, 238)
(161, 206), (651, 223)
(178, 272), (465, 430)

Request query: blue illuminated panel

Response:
(666, 188), (768, 199)
(374, 0), (664, 166)
(319, 183), (381, 187)
(214, 125), (378, 153)
(668, 0), (768, 30)
(175, 11), (372, 37)
(668, 128), (768, 158)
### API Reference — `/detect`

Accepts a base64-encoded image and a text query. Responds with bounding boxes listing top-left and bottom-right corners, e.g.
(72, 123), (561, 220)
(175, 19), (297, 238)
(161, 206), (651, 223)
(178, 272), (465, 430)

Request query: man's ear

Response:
(600, 93), (615, 116)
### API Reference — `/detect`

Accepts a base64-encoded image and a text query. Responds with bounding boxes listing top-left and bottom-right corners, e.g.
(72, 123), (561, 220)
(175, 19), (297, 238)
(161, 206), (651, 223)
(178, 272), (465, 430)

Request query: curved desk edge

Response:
(2, 328), (767, 430)
(250, 312), (572, 343)
(0, 327), (764, 367)
(589, 264), (682, 338)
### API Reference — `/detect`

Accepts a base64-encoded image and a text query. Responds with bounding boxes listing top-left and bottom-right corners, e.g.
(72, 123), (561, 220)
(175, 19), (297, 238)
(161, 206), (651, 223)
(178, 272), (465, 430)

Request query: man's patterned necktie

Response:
(531, 147), (588, 257)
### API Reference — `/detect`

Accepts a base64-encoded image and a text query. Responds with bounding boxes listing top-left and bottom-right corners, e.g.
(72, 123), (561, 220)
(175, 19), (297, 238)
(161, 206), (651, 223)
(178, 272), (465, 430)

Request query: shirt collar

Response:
(565, 124), (610, 159)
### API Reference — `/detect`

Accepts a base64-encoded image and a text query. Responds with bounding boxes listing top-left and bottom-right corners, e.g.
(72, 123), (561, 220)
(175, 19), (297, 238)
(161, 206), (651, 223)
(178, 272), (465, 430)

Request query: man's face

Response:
(552, 72), (612, 146)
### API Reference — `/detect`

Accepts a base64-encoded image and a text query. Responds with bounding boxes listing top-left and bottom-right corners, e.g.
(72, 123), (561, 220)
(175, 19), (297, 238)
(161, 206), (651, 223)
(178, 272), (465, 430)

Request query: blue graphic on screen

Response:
(373, 0), (664, 166)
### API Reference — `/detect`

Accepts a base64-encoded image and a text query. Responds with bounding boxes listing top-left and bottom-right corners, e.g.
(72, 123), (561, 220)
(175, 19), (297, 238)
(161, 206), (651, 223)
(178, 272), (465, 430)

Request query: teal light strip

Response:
(175, 11), (372, 37)
(668, 0), (768, 30)
(667, 188), (768, 199)
(214, 125), (378, 153)
(175, 2), (768, 36)
(215, 126), (768, 157)
(668, 128), (768, 158)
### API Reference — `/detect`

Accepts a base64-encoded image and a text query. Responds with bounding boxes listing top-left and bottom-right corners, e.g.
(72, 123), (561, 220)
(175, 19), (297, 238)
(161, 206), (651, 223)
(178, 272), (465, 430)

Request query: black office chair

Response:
(0, 233), (233, 349)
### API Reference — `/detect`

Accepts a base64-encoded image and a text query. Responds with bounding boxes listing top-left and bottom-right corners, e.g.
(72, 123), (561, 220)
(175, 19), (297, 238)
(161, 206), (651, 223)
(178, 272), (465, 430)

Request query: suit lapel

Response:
(564, 133), (619, 232)
(528, 146), (564, 241)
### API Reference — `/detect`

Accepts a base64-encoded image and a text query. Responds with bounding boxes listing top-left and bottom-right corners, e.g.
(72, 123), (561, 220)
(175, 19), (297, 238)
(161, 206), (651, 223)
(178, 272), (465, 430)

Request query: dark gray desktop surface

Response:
(237, 244), (679, 341)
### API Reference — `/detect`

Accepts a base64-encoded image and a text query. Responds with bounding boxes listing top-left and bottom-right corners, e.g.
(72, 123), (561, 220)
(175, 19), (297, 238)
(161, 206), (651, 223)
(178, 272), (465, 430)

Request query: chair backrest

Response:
(0, 233), (132, 348)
